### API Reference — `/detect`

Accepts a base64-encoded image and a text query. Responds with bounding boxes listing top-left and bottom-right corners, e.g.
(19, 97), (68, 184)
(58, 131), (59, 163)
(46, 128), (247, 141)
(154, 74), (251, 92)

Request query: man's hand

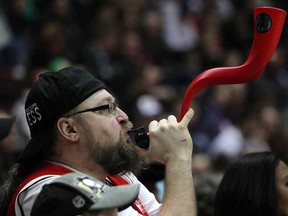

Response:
(148, 108), (194, 164)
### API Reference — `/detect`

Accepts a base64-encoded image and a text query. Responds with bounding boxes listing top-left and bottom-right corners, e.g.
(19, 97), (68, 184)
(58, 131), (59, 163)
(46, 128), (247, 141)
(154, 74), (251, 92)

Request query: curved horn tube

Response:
(179, 7), (287, 121)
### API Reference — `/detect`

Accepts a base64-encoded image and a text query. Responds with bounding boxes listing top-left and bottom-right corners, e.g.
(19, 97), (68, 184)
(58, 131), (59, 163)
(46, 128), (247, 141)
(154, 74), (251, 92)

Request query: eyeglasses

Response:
(65, 102), (117, 117)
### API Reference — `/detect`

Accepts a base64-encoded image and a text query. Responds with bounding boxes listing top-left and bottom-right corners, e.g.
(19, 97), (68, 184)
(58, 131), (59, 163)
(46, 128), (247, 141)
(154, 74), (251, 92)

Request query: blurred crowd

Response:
(1, 0), (288, 215)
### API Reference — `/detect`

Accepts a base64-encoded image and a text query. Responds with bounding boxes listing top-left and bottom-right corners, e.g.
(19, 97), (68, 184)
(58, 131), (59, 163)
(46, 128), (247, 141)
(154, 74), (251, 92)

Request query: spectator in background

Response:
(214, 152), (288, 216)
(160, 0), (199, 52)
(1, 0), (34, 73)
(0, 111), (16, 181)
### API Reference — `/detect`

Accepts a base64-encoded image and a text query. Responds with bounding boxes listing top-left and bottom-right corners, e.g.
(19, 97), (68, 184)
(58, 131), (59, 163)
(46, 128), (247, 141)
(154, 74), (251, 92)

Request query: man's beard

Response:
(85, 121), (145, 176)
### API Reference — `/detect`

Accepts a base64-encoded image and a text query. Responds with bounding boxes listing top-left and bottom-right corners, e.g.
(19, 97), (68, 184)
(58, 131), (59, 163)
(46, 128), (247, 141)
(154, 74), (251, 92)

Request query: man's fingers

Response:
(159, 119), (168, 126)
(149, 120), (158, 131)
(167, 115), (177, 123)
(179, 108), (194, 127)
(149, 108), (194, 131)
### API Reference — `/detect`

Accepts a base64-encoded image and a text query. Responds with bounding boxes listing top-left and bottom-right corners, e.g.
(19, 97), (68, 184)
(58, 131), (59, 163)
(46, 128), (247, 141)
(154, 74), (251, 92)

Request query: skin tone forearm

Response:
(160, 158), (196, 216)
(148, 108), (196, 216)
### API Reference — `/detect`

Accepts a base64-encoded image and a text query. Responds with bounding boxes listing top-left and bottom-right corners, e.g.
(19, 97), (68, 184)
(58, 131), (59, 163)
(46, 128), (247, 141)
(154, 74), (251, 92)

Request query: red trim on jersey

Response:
(7, 162), (147, 216)
(108, 175), (149, 216)
(7, 161), (72, 216)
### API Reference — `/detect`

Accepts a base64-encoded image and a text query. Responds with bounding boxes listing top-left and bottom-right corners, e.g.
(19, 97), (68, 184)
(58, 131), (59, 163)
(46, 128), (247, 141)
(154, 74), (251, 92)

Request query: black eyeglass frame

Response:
(64, 102), (117, 117)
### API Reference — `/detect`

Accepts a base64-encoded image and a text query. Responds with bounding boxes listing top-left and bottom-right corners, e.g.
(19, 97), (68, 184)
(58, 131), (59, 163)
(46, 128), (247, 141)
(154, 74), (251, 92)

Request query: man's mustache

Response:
(121, 120), (133, 131)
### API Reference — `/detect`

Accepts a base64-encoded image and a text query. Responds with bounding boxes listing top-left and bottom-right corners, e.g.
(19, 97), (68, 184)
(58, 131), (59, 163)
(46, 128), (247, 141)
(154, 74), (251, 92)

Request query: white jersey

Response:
(13, 162), (161, 216)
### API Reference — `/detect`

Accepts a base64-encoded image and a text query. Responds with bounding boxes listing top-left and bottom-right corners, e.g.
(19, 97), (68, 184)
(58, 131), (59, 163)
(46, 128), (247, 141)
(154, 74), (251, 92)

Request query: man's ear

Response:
(56, 117), (79, 142)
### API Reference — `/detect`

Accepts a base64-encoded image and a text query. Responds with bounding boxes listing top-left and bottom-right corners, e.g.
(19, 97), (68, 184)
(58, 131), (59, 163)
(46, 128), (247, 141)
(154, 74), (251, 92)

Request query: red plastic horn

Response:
(179, 7), (287, 121)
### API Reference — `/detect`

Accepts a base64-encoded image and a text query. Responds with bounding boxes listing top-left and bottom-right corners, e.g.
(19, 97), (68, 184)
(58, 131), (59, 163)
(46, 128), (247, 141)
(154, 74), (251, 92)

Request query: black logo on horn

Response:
(256, 13), (272, 33)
